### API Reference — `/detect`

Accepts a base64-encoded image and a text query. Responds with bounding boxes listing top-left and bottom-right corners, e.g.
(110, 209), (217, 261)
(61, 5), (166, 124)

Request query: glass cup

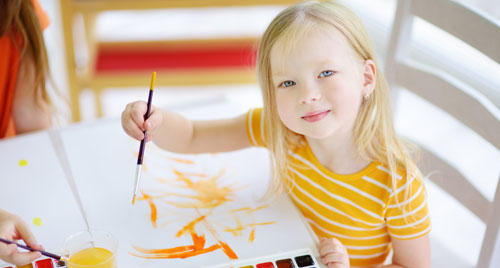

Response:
(62, 230), (117, 268)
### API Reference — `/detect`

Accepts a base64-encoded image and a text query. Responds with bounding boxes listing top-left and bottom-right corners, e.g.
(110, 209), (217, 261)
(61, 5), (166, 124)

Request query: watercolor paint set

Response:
(1, 258), (64, 268)
(202, 248), (320, 268)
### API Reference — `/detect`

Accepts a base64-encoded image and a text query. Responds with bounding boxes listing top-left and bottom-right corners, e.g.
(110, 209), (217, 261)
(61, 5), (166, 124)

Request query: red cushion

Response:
(95, 41), (258, 73)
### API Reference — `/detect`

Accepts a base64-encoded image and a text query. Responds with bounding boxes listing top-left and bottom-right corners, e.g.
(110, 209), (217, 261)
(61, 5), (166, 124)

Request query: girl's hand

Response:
(121, 101), (163, 142)
(0, 209), (43, 265)
(319, 237), (350, 268)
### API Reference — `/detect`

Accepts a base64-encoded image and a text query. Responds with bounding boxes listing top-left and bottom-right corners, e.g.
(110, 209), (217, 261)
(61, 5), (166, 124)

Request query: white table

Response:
(0, 113), (320, 267)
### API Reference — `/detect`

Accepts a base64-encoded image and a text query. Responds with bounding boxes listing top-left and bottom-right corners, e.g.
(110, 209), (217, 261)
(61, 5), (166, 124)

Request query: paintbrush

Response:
(0, 238), (67, 265)
(132, 72), (156, 205)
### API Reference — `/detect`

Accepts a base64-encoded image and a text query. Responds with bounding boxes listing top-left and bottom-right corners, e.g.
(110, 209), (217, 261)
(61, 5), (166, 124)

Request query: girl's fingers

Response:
(9, 251), (42, 266)
(121, 107), (145, 140)
(130, 103), (148, 131)
(14, 219), (39, 250)
(0, 243), (16, 259)
(144, 108), (161, 132)
(321, 251), (347, 265)
(318, 237), (349, 268)
(319, 238), (344, 257)
(0, 243), (42, 267)
(122, 118), (143, 141)
(121, 104), (140, 138)
(121, 114), (140, 140)
(121, 101), (160, 141)
(128, 113), (145, 140)
(328, 263), (347, 268)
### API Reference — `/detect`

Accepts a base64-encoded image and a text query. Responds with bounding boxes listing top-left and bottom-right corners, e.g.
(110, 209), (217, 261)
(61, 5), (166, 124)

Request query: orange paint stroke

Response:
(196, 209), (238, 260)
(136, 192), (172, 201)
(219, 241), (238, 259)
(132, 229), (216, 259)
(165, 199), (230, 209)
(173, 169), (224, 182)
(230, 216), (243, 236)
(140, 190), (158, 228)
(191, 230), (206, 250)
(224, 222), (276, 235)
(167, 169), (235, 209)
(176, 215), (206, 237)
(231, 205), (269, 214)
(130, 244), (221, 259)
(248, 227), (255, 243)
(182, 172), (209, 177)
(155, 192), (225, 201)
(133, 245), (195, 254)
(167, 157), (195, 164)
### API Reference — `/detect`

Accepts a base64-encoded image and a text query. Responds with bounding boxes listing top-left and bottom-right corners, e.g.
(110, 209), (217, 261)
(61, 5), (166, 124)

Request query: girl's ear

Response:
(362, 59), (376, 96)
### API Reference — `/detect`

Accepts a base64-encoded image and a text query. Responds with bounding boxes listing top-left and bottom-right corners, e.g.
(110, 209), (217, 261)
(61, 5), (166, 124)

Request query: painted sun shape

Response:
(163, 169), (238, 209)
(132, 156), (275, 261)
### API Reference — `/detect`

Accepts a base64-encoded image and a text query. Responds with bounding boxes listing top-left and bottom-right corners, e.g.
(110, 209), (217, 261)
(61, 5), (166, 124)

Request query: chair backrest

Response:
(385, 0), (500, 267)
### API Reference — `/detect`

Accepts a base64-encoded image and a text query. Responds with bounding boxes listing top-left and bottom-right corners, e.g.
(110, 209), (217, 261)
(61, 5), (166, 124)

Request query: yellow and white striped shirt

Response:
(246, 108), (431, 267)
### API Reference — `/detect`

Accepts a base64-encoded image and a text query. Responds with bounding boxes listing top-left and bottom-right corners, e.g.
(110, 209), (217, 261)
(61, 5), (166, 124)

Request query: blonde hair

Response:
(0, 0), (54, 114)
(257, 0), (422, 215)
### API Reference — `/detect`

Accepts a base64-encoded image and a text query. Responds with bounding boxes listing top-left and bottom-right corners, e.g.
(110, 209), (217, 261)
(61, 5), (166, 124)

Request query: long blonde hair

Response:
(0, 0), (53, 111)
(257, 0), (422, 213)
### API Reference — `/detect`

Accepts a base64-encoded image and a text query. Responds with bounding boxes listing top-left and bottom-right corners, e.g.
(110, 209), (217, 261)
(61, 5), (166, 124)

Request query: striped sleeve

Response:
(385, 176), (431, 240)
(245, 108), (266, 147)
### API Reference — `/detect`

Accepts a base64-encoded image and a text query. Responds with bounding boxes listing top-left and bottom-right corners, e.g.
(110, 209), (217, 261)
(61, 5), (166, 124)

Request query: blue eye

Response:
(280, 80), (296, 88)
(319, 70), (334, 78)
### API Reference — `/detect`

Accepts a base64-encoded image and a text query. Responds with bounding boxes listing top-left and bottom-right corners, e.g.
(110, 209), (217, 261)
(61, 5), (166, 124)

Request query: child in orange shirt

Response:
(0, 0), (53, 139)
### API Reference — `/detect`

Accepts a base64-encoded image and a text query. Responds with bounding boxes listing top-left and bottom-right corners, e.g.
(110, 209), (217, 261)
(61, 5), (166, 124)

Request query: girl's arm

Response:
(12, 52), (52, 134)
(121, 101), (252, 154)
(386, 234), (430, 268)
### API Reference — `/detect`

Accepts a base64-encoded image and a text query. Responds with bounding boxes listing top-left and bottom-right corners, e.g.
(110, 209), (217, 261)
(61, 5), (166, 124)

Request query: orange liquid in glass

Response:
(68, 247), (116, 268)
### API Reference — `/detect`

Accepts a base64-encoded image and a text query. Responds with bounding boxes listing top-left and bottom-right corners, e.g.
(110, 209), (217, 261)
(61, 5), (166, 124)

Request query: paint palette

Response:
(202, 248), (320, 268)
(0, 258), (64, 268)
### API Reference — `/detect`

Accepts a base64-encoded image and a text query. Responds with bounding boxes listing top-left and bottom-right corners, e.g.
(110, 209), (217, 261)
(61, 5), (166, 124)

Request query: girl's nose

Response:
(299, 84), (321, 104)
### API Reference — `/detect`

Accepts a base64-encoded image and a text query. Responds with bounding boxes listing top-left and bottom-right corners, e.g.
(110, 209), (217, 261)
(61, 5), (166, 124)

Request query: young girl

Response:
(122, 1), (431, 267)
(0, 0), (54, 139)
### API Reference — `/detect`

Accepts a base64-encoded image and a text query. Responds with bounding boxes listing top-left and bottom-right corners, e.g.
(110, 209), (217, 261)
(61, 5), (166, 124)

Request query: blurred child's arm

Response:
(386, 234), (430, 268)
(0, 209), (43, 266)
(121, 101), (252, 154)
(12, 52), (52, 134)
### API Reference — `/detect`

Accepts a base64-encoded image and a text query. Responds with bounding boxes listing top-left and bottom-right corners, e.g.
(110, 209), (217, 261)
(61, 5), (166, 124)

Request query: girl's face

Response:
(270, 27), (374, 140)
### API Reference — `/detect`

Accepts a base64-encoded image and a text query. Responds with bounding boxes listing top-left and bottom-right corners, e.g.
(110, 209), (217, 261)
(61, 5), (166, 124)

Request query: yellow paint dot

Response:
(19, 159), (28, 167)
(33, 217), (43, 227)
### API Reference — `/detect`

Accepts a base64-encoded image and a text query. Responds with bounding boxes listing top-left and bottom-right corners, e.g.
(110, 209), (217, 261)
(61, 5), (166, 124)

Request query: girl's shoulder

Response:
(366, 161), (425, 188)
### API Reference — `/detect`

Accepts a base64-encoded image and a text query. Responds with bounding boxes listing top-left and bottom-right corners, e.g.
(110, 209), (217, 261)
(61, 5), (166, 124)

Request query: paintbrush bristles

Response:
(150, 72), (156, 91)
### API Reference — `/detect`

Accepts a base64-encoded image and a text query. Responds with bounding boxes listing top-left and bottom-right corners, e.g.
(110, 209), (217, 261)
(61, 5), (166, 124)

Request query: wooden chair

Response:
(59, 0), (297, 121)
(386, 0), (500, 267)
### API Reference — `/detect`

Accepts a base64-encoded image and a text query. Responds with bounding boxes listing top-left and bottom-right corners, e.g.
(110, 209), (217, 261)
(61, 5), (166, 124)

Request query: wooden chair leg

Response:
(59, 0), (81, 122)
(94, 88), (104, 118)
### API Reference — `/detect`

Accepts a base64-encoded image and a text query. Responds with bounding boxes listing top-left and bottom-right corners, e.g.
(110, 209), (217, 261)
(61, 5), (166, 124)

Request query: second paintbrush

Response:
(132, 72), (156, 205)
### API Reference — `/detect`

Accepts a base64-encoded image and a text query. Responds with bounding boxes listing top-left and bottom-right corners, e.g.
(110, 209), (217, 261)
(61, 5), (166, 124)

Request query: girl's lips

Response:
(301, 110), (331, 122)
